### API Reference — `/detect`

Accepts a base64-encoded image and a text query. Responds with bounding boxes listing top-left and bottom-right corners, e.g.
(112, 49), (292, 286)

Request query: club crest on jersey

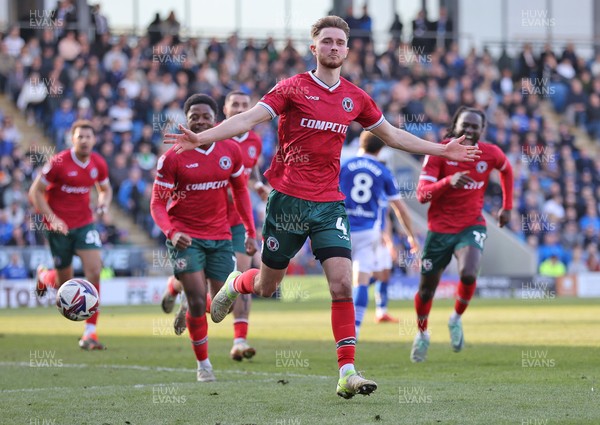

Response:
(266, 236), (279, 252)
(157, 155), (165, 170)
(90, 168), (98, 179)
(342, 97), (354, 112)
(219, 156), (232, 170)
(476, 161), (488, 173)
(248, 146), (257, 159)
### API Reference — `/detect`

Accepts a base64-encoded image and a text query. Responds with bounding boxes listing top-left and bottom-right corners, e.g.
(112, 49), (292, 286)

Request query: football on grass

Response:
(56, 279), (99, 321)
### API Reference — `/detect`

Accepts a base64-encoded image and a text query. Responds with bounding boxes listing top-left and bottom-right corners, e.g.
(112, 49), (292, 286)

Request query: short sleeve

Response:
(229, 142), (245, 179)
(95, 155), (110, 186)
(154, 151), (177, 190)
(383, 168), (402, 201)
(419, 154), (443, 182)
(355, 91), (384, 131)
(257, 78), (293, 119)
(40, 156), (60, 186)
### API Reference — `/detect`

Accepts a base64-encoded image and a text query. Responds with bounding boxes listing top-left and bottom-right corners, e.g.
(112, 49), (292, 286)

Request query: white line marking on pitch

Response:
(0, 361), (329, 393)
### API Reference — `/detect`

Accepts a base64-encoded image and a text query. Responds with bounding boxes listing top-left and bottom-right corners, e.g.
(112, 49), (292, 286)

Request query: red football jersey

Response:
(259, 71), (384, 202)
(40, 149), (109, 229)
(226, 131), (262, 227)
(153, 141), (245, 240)
(419, 140), (511, 233)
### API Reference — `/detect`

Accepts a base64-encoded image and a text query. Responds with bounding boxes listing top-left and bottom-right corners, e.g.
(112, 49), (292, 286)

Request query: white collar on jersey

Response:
(70, 148), (90, 168)
(194, 143), (215, 155)
(232, 132), (249, 143)
(309, 70), (340, 92)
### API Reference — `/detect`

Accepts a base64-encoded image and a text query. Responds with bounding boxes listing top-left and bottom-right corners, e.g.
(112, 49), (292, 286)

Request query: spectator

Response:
(434, 6), (453, 50)
(0, 210), (14, 244)
(389, 13), (403, 44)
(161, 11), (181, 43)
(539, 254), (567, 277)
(117, 167), (146, 216)
(1, 253), (28, 279)
(57, 30), (81, 62)
(568, 245), (589, 273)
(147, 13), (163, 46)
(91, 3), (110, 38)
(3, 26), (25, 58)
(411, 9), (432, 54)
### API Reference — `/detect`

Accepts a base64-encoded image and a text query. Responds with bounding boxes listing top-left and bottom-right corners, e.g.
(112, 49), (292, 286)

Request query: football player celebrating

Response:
(151, 94), (257, 382)
(30, 120), (112, 350)
(410, 106), (513, 362)
(160, 91), (268, 362)
(165, 16), (479, 398)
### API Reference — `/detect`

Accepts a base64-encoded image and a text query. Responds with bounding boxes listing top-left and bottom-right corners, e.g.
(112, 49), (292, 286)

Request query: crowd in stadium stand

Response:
(1, 4), (600, 277)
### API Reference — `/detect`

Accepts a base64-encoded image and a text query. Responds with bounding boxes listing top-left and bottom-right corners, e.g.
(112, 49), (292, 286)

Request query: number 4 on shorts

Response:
(336, 217), (348, 235)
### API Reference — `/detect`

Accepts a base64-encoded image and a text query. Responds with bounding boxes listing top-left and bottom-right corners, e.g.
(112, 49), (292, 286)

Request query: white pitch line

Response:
(0, 361), (331, 394)
(0, 379), (278, 394)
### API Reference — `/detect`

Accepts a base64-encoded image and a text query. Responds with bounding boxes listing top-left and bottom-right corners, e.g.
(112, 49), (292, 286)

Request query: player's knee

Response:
(418, 288), (435, 302)
(459, 274), (477, 285)
(187, 297), (206, 316)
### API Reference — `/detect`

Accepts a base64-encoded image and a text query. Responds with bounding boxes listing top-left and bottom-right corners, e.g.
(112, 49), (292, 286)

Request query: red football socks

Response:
(233, 269), (260, 294)
(414, 293), (433, 333)
(85, 282), (100, 325)
(233, 319), (248, 340)
(331, 298), (356, 369)
(42, 269), (57, 288)
(455, 280), (477, 315)
(187, 312), (208, 361)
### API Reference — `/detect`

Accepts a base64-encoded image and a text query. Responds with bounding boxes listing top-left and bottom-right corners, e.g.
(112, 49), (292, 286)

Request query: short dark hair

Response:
(71, 119), (95, 135)
(311, 16), (350, 40)
(359, 131), (385, 154)
(184, 94), (218, 116)
(224, 90), (250, 104)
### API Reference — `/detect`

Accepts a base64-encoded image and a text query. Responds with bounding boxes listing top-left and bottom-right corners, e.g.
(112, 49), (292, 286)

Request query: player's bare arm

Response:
(249, 165), (271, 201)
(95, 181), (113, 216)
(389, 199), (420, 253)
(370, 120), (481, 162)
(29, 174), (68, 235)
(165, 105), (271, 154)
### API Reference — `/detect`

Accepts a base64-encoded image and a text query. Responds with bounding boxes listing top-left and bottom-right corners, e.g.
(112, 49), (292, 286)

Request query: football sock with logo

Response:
(332, 298), (356, 369)
(454, 280), (477, 316)
(187, 312), (209, 361)
(352, 285), (368, 335)
(231, 269), (260, 294)
(414, 293), (433, 333)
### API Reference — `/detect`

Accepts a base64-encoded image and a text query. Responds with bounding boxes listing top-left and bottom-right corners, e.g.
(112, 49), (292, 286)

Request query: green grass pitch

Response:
(1, 275), (599, 424)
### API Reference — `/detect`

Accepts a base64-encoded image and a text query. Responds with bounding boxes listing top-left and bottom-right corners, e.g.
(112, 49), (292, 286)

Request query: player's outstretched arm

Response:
(28, 174), (68, 235)
(389, 199), (420, 253)
(370, 120), (481, 162)
(164, 105), (272, 154)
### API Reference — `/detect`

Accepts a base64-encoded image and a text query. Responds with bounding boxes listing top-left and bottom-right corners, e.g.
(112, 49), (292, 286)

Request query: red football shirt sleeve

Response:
(355, 91), (384, 131)
(494, 147), (514, 210)
(229, 147), (256, 239)
(95, 155), (110, 186)
(151, 152), (177, 239)
(417, 154), (452, 203)
(257, 79), (291, 118)
(40, 155), (60, 186)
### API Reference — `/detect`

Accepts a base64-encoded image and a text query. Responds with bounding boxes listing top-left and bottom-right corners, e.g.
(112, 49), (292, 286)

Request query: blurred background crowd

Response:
(1, 0), (599, 278)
